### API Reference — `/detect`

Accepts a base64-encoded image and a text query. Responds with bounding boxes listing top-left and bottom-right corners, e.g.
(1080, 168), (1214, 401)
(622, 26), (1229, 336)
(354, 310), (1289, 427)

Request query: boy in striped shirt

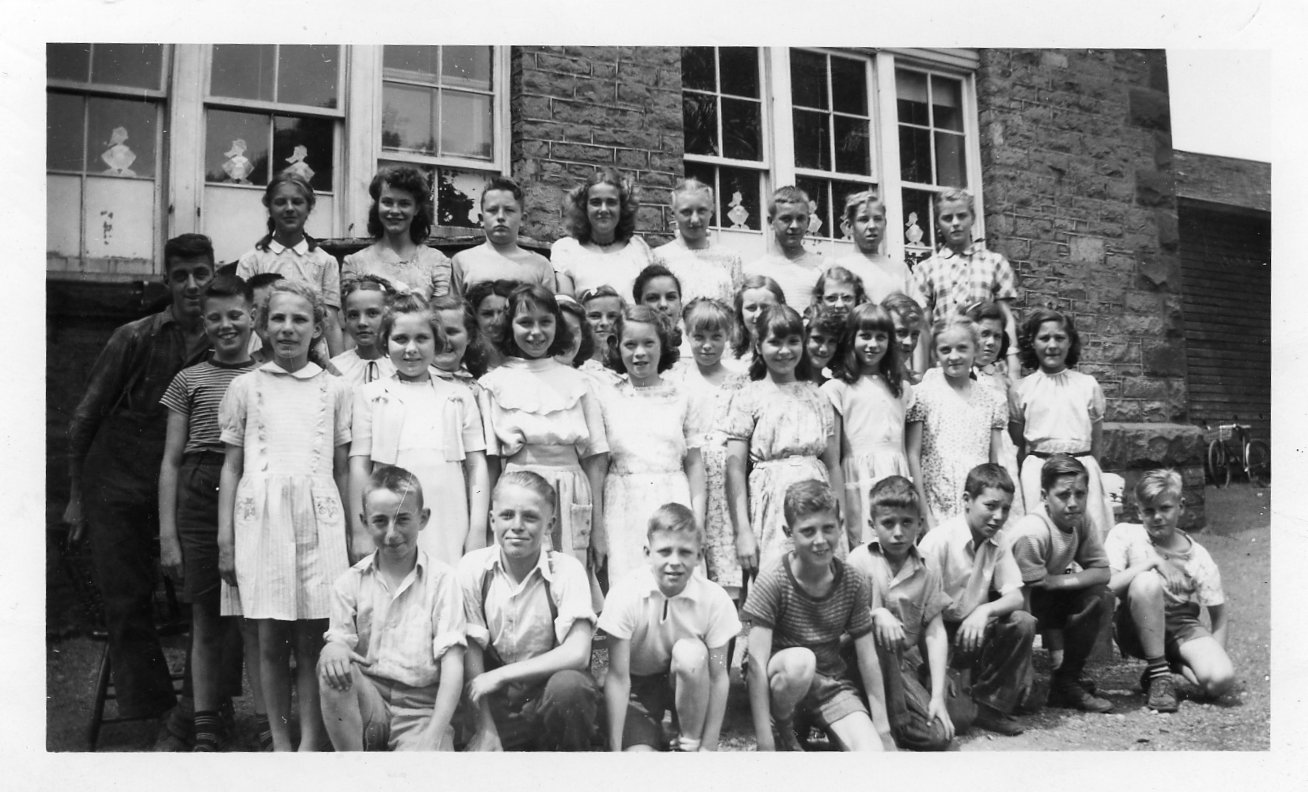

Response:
(158, 273), (259, 750)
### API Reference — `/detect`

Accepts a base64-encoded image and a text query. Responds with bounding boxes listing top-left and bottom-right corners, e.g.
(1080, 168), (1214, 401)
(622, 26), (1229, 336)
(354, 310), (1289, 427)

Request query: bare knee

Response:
(671, 639), (709, 678)
(1128, 571), (1164, 602)
(769, 648), (816, 695)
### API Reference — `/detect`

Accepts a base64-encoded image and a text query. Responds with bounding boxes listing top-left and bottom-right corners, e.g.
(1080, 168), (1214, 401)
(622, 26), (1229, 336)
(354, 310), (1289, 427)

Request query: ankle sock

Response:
(1146, 656), (1170, 683)
(255, 713), (273, 750)
(677, 735), (702, 752)
(193, 710), (223, 749)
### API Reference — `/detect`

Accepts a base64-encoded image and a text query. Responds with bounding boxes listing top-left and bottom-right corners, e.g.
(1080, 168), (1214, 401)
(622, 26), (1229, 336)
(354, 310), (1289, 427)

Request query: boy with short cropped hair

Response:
(319, 465), (466, 751)
(1106, 469), (1234, 712)
(918, 463), (1036, 736)
(911, 188), (1019, 366)
(598, 503), (741, 752)
(1009, 454), (1115, 713)
(742, 479), (893, 752)
(743, 186), (823, 307)
(846, 476), (955, 750)
(158, 273), (261, 751)
(452, 176), (556, 292)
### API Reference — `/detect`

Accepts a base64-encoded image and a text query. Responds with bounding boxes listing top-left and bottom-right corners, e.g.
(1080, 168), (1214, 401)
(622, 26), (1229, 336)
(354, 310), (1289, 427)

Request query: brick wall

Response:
(510, 46), (684, 245)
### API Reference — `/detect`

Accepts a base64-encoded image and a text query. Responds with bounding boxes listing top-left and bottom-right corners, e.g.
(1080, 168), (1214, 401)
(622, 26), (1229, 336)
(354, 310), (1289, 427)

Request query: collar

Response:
(867, 537), (925, 566)
(258, 360), (323, 379)
(269, 238), (310, 256)
(640, 566), (700, 601)
(364, 548), (427, 577)
(938, 242), (982, 259)
(487, 544), (555, 583)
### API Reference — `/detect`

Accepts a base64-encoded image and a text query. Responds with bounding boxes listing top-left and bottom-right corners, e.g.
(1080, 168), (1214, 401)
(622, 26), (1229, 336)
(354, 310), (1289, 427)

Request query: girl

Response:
(580, 284), (625, 367)
(429, 293), (489, 383)
(882, 291), (927, 385)
(599, 305), (706, 580)
(821, 303), (912, 536)
(830, 191), (916, 304)
(670, 298), (748, 598)
(1011, 309), (1113, 539)
(966, 300), (1025, 519)
(804, 305), (844, 385)
(553, 167), (653, 299)
(478, 284), (610, 591)
(650, 177), (744, 304)
(341, 166), (456, 300)
(349, 293), (490, 567)
(810, 265), (865, 322)
(725, 304), (845, 571)
(731, 274), (785, 363)
(330, 275), (396, 392)
(236, 172), (343, 355)
(466, 279), (515, 373)
(633, 264), (688, 362)
(905, 315), (1007, 531)
(557, 294), (622, 390)
(217, 280), (353, 751)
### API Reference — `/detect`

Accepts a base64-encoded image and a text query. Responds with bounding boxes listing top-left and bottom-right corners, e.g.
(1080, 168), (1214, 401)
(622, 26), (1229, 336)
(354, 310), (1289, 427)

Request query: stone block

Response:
(1100, 421), (1205, 469)
(1142, 338), (1186, 376)
(572, 79), (616, 105)
(1068, 236), (1105, 265)
(1155, 210), (1179, 250)
(615, 149), (648, 170)
(550, 142), (614, 165)
(1134, 169), (1174, 207)
(1138, 253), (1179, 288)
(1128, 87), (1171, 131)
(535, 53), (593, 76)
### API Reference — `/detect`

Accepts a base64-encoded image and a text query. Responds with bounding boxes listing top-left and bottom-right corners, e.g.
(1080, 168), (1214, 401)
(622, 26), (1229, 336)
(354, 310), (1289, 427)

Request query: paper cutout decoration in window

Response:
(727, 191), (750, 229)
(284, 145), (315, 184)
(101, 126), (137, 176)
(905, 212), (924, 246)
(222, 139), (254, 183)
(807, 200), (822, 236)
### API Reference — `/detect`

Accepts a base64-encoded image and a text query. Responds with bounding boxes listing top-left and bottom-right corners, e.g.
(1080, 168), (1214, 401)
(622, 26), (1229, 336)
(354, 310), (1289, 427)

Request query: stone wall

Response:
(510, 46), (684, 245)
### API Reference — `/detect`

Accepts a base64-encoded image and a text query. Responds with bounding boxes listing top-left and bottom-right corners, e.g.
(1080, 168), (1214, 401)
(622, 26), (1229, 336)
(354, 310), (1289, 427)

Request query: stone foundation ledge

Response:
(1100, 421), (1206, 531)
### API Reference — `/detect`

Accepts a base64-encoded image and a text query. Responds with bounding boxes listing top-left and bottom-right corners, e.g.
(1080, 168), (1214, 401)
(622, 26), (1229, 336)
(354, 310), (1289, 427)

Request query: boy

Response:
(911, 188), (1020, 366)
(743, 186), (823, 307)
(918, 464), (1036, 736)
(245, 272), (284, 363)
(456, 471), (601, 751)
(1009, 454), (1115, 713)
(452, 176), (555, 292)
(65, 233), (215, 742)
(846, 476), (955, 750)
(319, 465), (467, 750)
(742, 479), (893, 752)
(598, 504), (741, 752)
(158, 274), (261, 750)
(1105, 470), (1234, 712)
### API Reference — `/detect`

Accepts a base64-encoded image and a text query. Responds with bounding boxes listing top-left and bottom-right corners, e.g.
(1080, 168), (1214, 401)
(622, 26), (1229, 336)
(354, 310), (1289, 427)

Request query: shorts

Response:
(1114, 600), (1211, 663)
(622, 672), (675, 749)
(743, 644), (868, 730)
(354, 669), (451, 751)
(176, 452), (225, 605)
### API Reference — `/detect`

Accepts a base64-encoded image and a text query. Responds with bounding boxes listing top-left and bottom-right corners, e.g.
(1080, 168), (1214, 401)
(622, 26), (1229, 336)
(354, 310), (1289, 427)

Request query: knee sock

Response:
(193, 710), (223, 750)
(254, 713), (273, 751)
(1145, 656), (1170, 684)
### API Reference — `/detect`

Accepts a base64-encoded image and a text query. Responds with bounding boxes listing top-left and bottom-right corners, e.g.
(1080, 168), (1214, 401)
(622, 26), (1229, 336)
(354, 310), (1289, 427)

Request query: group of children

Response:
(73, 163), (1236, 752)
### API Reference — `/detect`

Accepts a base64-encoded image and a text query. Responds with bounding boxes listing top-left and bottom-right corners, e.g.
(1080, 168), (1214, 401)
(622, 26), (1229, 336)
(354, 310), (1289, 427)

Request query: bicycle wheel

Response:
(1207, 439), (1231, 487)
(1245, 440), (1271, 487)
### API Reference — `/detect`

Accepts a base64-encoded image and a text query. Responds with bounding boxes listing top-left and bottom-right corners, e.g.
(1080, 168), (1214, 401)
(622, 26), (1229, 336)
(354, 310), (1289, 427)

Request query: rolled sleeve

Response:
(456, 556), (492, 649)
(1076, 524), (1110, 570)
(551, 554), (598, 644)
(594, 579), (637, 640)
(323, 570), (361, 650)
(992, 255), (1019, 302)
(578, 387), (610, 458)
(1010, 523), (1049, 584)
(430, 568), (468, 661)
(320, 253), (342, 309)
(992, 540), (1025, 596)
(330, 378), (353, 447)
(218, 376), (249, 447)
(705, 588), (744, 648)
(459, 391), (488, 454)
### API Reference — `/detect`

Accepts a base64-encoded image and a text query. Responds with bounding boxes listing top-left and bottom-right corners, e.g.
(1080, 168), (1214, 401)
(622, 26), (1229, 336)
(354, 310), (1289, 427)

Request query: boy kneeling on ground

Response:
(742, 479), (894, 751)
(319, 465), (466, 750)
(599, 503), (740, 751)
(1105, 469), (1234, 712)
(918, 464), (1036, 737)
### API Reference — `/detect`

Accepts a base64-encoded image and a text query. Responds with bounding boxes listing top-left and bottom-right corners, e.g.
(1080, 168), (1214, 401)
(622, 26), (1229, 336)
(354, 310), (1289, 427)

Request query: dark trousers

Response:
(1028, 584), (1113, 683)
(458, 669), (600, 751)
(946, 610), (1037, 714)
(846, 643), (963, 752)
(82, 416), (177, 718)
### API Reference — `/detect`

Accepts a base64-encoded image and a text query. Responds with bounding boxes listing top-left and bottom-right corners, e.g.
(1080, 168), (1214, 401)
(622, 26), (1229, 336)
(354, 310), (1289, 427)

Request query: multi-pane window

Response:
(788, 49), (876, 241)
(380, 46), (498, 229)
(47, 43), (168, 275)
(680, 46), (767, 233)
(896, 67), (969, 266)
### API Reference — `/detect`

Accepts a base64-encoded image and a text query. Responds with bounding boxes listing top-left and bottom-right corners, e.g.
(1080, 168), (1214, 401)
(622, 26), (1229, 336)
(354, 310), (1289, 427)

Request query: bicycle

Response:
(1205, 418), (1271, 488)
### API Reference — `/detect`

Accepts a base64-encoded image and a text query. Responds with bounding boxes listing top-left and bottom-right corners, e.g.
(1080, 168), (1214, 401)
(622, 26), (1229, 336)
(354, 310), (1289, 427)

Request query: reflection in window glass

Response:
(721, 97), (762, 161)
(277, 45), (339, 108)
(442, 46), (492, 90)
(273, 116), (334, 189)
(718, 47), (760, 98)
(384, 45), (439, 80)
(896, 68), (969, 191)
(211, 44), (275, 102)
(830, 57), (867, 115)
(898, 125), (931, 184)
(931, 75), (963, 131)
(789, 49), (828, 110)
(681, 47), (715, 92)
(834, 115), (869, 175)
(91, 44), (164, 90)
(901, 187), (935, 267)
(441, 92), (492, 159)
(380, 46), (495, 163)
(935, 131), (966, 187)
(47, 43), (91, 82)
(205, 109), (269, 184)
(47, 93), (84, 171)
(895, 69), (929, 126)
(434, 167), (486, 228)
(382, 84), (435, 154)
(682, 93), (717, 157)
(716, 166), (762, 231)
(86, 97), (156, 178)
(793, 110), (830, 171)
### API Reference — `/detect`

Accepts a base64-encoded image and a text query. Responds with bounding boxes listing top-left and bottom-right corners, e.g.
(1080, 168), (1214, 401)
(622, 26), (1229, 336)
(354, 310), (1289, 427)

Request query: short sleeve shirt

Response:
(1105, 523), (1225, 608)
(1009, 511), (1109, 584)
(742, 555), (873, 678)
(847, 541), (950, 648)
(237, 239), (342, 308)
(159, 358), (257, 454)
(597, 566), (742, 676)
(912, 244), (1018, 320)
(918, 514), (1024, 623)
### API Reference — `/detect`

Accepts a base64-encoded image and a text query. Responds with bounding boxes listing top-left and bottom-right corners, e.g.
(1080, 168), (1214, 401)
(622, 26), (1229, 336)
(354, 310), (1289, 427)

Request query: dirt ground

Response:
(45, 484), (1271, 752)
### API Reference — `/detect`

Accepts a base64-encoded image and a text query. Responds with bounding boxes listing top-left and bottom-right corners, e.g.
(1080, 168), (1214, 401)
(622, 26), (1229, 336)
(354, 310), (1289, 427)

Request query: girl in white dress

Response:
(600, 305), (706, 580)
(553, 167), (653, 299)
(967, 300), (1025, 520)
(650, 177), (744, 304)
(330, 275), (396, 393)
(341, 166), (457, 299)
(1011, 308), (1114, 540)
(349, 293), (490, 567)
(822, 302), (914, 537)
(217, 280), (352, 751)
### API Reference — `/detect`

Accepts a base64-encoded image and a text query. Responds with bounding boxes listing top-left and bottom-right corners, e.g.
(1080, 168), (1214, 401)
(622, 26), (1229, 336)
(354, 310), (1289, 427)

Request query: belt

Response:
(1028, 450), (1092, 459)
